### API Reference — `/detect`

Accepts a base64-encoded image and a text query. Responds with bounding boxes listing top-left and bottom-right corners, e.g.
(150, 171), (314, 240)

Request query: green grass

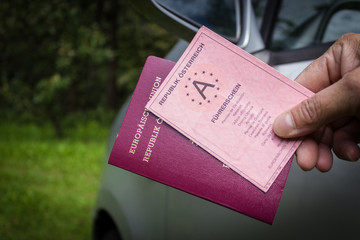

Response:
(0, 121), (109, 240)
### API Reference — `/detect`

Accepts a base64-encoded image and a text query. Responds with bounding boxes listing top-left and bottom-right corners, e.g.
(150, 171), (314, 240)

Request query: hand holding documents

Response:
(109, 27), (314, 224)
(109, 56), (293, 224)
(146, 27), (313, 192)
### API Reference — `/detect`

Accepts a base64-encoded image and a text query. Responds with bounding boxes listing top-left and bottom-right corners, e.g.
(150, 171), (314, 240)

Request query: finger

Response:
(296, 33), (360, 92)
(273, 69), (360, 138)
(315, 126), (333, 172)
(320, 125), (334, 147)
(296, 127), (333, 172)
(296, 137), (318, 171)
(310, 125), (332, 146)
(333, 118), (360, 161)
(333, 137), (360, 161)
(330, 117), (352, 130)
(295, 54), (334, 92)
(316, 143), (333, 172)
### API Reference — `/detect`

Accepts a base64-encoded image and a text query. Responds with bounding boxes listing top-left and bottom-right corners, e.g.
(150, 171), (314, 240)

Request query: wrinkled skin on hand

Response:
(273, 33), (360, 172)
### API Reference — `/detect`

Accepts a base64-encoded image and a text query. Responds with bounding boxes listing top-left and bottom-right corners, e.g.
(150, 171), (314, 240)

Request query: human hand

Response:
(273, 33), (360, 172)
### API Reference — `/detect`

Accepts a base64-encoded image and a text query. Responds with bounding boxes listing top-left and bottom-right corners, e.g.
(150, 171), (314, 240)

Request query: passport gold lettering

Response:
(156, 117), (163, 124)
(222, 163), (230, 169)
(129, 110), (149, 154)
(149, 76), (162, 100)
(143, 125), (161, 162)
(130, 76), (162, 154)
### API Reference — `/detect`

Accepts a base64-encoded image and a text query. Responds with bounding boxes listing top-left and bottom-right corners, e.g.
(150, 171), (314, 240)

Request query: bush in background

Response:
(0, 0), (178, 136)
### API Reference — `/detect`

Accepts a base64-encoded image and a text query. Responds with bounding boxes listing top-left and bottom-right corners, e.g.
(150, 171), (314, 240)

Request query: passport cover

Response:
(109, 56), (292, 224)
(146, 27), (314, 192)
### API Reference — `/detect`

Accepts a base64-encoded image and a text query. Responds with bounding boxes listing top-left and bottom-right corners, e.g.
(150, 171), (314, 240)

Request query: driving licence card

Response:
(146, 26), (313, 192)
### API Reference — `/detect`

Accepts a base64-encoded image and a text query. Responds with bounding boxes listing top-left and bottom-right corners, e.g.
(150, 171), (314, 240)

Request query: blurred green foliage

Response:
(0, 121), (108, 240)
(0, 1), (178, 238)
(0, 0), (177, 135)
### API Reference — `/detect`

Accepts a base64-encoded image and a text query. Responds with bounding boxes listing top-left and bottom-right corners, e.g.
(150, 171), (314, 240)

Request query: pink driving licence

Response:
(146, 26), (313, 192)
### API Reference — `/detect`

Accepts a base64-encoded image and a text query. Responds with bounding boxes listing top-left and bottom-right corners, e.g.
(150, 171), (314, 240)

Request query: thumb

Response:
(273, 78), (358, 138)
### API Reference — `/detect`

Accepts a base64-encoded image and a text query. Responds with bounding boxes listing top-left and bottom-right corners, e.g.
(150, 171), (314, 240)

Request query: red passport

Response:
(108, 56), (291, 224)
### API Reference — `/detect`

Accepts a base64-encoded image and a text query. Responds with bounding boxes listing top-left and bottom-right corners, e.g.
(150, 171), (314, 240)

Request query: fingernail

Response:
(274, 112), (297, 137)
(346, 147), (360, 162)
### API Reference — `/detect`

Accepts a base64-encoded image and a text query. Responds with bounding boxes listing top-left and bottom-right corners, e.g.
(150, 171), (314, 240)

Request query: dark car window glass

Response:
(155, 0), (238, 39)
(271, 0), (334, 51)
(322, 9), (360, 42)
(251, 0), (267, 29)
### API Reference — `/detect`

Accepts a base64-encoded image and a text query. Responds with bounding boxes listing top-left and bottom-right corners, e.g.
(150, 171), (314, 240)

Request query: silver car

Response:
(93, 1), (360, 239)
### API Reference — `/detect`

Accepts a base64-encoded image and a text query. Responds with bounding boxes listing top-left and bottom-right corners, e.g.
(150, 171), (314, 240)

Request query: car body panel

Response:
(165, 157), (360, 239)
(93, 1), (360, 239)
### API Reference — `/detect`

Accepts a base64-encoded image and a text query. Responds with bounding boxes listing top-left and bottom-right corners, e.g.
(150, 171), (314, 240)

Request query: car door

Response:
(163, 1), (360, 239)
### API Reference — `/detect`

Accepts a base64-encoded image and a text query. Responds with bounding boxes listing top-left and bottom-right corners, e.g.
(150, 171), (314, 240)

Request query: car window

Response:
(155, 0), (238, 40)
(271, 0), (334, 51)
(322, 9), (360, 42)
(251, 0), (267, 29)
